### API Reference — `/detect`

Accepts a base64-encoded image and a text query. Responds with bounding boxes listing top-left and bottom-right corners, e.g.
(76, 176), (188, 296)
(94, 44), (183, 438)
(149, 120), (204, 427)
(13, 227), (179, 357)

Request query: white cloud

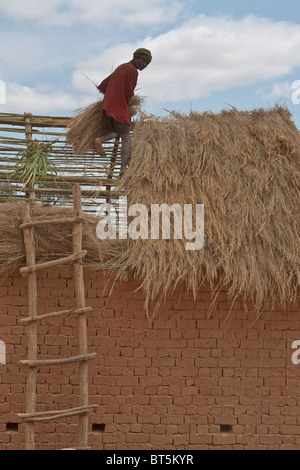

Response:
(73, 14), (300, 104)
(144, 15), (300, 102)
(0, 0), (185, 27)
(2, 11), (300, 116)
(2, 82), (93, 114)
(75, 0), (185, 27)
(0, 0), (65, 22)
(256, 81), (294, 102)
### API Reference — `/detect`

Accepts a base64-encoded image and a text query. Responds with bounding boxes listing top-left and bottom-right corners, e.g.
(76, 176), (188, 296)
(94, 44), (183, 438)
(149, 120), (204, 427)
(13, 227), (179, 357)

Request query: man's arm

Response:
(97, 74), (112, 94)
(123, 66), (138, 102)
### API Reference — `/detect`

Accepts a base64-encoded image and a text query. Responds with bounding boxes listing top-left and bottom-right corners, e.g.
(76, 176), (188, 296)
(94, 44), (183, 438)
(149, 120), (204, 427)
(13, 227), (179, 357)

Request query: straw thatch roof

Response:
(0, 105), (299, 318)
(98, 105), (300, 316)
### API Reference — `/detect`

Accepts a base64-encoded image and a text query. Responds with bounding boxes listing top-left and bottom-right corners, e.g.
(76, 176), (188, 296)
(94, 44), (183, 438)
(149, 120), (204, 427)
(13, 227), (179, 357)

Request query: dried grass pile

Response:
(0, 203), (103, 274)
(66, 96), (143, 155)
(99, 105), (300, 317)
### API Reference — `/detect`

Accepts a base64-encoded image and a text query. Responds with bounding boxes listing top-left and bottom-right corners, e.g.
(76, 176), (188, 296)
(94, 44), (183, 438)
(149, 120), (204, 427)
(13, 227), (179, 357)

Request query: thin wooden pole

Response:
(22, 203), (37, 450)
(24, 113), (33, 143)
(24, 113), (35, 201)
(20, 306), (93, 324)
(19, 405), (98, 422)
(20, 352), (97, 368)
(106, 137), (120, 203)
(20, 250), (87, 275)
(20, 216), (83, 229)
(73, 184), (89, 448)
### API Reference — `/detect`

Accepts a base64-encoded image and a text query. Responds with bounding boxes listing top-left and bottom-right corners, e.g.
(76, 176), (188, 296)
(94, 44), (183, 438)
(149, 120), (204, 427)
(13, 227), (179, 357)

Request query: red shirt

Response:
(98, 62), (138, 125)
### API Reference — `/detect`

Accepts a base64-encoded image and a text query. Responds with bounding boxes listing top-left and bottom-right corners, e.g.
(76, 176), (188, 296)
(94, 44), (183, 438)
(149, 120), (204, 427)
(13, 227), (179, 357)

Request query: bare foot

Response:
(95, 138), (106, 156)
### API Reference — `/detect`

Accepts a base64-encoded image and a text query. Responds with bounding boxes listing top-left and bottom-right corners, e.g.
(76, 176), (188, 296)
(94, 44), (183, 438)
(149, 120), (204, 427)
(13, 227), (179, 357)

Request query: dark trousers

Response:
(101, 113), (131, 171)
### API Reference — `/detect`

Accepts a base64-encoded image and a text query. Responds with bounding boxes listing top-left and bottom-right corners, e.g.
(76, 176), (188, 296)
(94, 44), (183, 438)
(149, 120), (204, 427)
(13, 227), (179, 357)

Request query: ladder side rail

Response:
(73, 184), (90, 449)
(21, 203), (38, 451)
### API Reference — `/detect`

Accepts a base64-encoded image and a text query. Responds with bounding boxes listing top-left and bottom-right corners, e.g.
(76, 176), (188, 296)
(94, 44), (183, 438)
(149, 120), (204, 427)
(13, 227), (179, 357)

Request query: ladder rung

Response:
(20, 307), (93, 324)
(20, 352), (97, 368)
(20, 250), (87, 275)
(20, 216), (83, 230)
(18, 405), (98, 423)
(62, 447), (93, 451)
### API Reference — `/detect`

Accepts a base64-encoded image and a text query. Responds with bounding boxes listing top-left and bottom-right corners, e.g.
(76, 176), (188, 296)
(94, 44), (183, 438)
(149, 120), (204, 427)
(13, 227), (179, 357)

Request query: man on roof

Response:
(95, 48), (152, 174)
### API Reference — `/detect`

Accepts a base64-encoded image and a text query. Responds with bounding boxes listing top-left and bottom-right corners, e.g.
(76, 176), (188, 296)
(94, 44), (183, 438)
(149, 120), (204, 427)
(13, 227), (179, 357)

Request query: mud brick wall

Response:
(0, 268), (299, 450)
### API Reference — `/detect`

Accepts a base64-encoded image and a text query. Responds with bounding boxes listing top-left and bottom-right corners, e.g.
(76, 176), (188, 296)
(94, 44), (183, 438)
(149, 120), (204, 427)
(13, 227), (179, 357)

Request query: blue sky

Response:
(1, 0), (300, 129)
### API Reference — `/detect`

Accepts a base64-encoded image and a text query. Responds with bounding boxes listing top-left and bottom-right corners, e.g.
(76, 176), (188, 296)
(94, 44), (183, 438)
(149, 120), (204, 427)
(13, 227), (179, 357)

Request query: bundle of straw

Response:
(66, 95), (143, 155)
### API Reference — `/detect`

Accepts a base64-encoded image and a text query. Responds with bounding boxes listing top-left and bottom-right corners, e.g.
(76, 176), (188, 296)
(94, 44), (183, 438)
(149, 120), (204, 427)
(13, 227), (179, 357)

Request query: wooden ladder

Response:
(18, 184), (97, 450)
